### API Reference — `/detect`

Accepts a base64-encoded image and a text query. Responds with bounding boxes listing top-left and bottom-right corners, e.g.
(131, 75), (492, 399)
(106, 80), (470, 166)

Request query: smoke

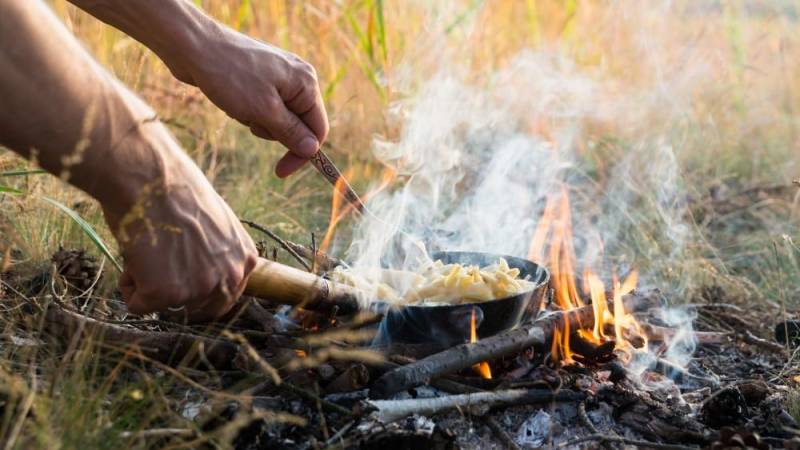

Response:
(347, 52), (595, 272)
(332, 2), (738, 373)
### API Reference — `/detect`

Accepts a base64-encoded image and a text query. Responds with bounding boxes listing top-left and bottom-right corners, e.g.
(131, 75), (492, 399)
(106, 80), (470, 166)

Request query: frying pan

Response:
(244, 251), (549, 345)
(374, 251), (549, 346)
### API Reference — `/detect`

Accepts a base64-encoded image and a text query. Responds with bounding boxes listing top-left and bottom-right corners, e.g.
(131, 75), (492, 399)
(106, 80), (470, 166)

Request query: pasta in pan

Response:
(330, 258), (535, 305)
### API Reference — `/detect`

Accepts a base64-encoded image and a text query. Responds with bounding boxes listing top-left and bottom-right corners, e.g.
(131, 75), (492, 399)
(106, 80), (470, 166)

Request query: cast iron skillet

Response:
(374, 251), (550, 347)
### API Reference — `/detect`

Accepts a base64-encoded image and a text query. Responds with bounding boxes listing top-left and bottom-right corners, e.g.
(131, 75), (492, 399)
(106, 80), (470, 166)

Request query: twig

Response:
(280, 382), (353, 417)
(484, 416), (521, 450)
(285, 240), (343, 271)
(242, 220), (311, 271)
(577, 401), (599, 434)
(120, 428), (195, 439)
(221, 330), (281, 384)
(558, 434), (698, 450)
(739, 330), (785, 354)
(323, 421), (355, 448)
(374, 359), (481, 395)
(311, 232), (317, 273)
(315, 382), (330, 440)
(364, 389), (584, 423)
(44, 302), (242, 369)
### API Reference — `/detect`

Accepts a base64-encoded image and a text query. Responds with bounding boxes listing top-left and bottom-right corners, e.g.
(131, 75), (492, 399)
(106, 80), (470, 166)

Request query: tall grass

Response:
(1, 0), (799, 447)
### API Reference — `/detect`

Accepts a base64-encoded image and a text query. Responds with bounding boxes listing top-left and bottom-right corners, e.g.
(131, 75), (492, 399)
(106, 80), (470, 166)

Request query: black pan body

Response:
(377, 251), (549, 346)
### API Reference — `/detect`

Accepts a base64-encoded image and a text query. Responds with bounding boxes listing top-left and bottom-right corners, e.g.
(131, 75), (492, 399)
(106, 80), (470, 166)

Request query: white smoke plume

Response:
(332, 2), (739, 372)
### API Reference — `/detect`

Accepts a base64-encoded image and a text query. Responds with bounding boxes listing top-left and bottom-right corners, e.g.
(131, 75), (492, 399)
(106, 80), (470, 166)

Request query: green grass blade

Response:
(41, 196), (123, 273)
(0, 169), (47, 177)
(375, 0), (387, 63)
(0, 185), (23, 194)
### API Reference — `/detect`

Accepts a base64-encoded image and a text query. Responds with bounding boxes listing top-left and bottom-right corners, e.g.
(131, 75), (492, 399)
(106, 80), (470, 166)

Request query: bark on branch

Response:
(364, 388), (585, 423)
(371, 291), (661, 398)
(44, 303), (241, 369)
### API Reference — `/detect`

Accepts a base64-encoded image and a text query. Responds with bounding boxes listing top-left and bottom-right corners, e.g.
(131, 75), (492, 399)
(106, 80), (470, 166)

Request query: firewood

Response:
(370, 306), (593, 398)
(324, 363), (370, 394)
(361, 388), (585, 423)
(370, 291), (661, 399)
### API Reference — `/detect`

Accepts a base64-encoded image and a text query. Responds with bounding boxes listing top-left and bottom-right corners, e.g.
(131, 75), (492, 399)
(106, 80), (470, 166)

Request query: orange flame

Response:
(470, 308), (492, 379)
(319, 167), (396, 255)
(530, 188), (642, 364)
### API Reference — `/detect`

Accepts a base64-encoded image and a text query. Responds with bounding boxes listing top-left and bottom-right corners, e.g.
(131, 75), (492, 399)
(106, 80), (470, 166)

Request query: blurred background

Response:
(1, 0), (799, 308)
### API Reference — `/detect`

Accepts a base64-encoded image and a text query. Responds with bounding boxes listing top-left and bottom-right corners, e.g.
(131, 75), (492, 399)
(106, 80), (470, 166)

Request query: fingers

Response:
(250, 63), (329, 178)
(284, 70), (329, 144)
(275, 152), (309, 178)
(258, 89), (319, 157)
(121, 253), (257, 322)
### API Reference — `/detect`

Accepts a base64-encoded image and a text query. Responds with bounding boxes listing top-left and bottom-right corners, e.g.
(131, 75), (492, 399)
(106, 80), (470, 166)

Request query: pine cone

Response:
(52, 247), (102, 294)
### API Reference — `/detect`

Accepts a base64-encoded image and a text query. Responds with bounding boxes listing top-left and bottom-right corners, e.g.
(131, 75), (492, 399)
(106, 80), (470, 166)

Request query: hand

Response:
(173, 26), (329, 178)
(102, 130), (258, 321)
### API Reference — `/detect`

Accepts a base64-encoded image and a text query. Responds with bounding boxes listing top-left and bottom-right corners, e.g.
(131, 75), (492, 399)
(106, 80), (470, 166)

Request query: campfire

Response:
(4, 1), (800, 448)
(215, 126), (799, 448)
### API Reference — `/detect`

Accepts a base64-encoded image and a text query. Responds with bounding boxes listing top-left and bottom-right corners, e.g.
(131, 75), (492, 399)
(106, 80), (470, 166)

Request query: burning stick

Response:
(370, 306), (593, 398)
(371, 291), (661, 398)
(362, 388), (585, 423)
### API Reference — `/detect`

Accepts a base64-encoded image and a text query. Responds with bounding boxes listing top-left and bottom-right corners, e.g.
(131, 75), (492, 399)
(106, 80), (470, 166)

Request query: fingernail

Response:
(297, 136), (319, 158)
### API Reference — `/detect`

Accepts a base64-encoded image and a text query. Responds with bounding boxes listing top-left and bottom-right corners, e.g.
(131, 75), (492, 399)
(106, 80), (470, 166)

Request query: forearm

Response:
(67, 0), (220, 83)
(0, 0), (178, 216)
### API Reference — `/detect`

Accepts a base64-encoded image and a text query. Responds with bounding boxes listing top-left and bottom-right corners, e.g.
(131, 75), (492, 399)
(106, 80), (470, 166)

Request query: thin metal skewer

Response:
(309, 149), (366, 214)
(309, 148), (417, 242)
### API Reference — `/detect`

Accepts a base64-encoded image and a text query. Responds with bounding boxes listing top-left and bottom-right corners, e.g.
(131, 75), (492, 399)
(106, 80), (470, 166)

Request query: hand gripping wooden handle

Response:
(244, 258), (362, 313)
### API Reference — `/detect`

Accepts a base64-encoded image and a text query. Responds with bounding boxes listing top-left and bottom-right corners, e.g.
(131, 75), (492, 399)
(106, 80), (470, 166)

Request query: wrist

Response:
(154, 4), (222, 85)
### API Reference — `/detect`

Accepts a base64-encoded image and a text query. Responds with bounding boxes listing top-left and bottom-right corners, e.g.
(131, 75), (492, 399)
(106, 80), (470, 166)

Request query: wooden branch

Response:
(559, 434), (699, 450)
(243, 220), (345, 272)
(739, 330), (786, 354)
(484, 416), (522, 450)
(285, 240), (343, 272)
(370, 306), (594, 398)
(363, 388), (584, 423)
(370, 291), (661, 399)
(44, 304), (241, 369)
(242, 220), (312, 271)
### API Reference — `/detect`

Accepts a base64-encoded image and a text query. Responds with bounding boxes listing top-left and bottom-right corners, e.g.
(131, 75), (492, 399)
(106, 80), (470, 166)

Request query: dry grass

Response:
(1, 0), (800, 448)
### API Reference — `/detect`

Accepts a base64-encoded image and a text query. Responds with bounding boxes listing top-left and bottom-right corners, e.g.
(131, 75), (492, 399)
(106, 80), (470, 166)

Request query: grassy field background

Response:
(1, 0), (799, 448)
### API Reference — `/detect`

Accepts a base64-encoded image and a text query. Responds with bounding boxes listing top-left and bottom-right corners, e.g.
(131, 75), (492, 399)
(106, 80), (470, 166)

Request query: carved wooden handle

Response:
(244, 258), (361, 312)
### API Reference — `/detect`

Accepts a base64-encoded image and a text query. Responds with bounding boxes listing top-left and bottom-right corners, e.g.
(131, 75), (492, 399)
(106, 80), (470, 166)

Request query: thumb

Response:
(258, 102), (319, 163)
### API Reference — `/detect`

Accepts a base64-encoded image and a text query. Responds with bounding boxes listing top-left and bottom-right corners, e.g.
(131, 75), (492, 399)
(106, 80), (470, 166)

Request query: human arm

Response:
(68, 0), (329, 178)
(0, 0), (257, 320)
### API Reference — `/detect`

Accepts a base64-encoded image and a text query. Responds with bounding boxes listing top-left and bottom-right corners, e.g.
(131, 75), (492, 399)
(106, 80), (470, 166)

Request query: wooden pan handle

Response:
(244, 258), (362, 313)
